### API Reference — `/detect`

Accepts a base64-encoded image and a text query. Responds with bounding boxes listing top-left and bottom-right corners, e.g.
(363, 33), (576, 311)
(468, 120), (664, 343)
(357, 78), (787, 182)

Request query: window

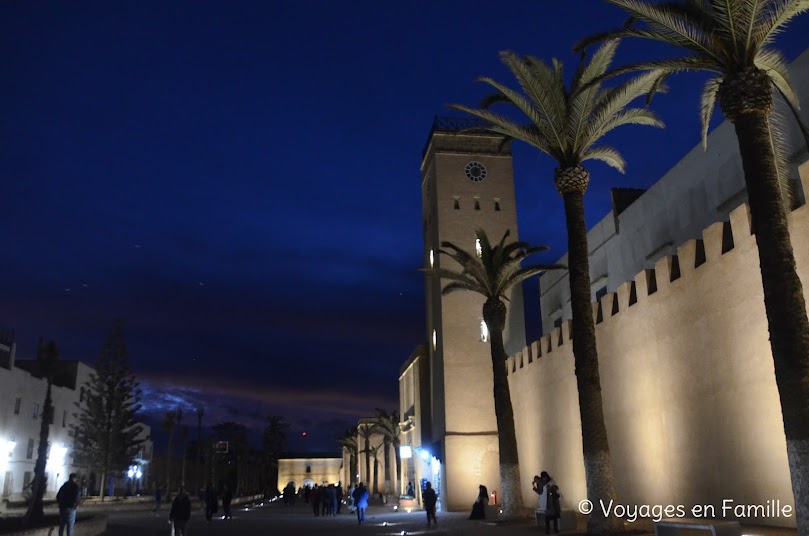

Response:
(474, 198), (480, 210)
(32, 403), (39, 420)
(475, 239), (482, 257)
(26, 439), (34, 459)
(429, 249), (434, 268)
(48, 407), (54, 425)
(62, 410), (67, 428)
(432, 329), (437, 351)
(14, 398), (21, 415)
(494, 198), (501, 211)
(306, 465), (311, 474)
(453, 197), (460, 210)
(480, 320), (489, 343)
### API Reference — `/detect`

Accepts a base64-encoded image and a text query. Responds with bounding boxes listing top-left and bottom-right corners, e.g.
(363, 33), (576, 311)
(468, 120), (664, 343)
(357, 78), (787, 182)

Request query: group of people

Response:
(533, 471), (562, 534)
(305, 482), (344, 517)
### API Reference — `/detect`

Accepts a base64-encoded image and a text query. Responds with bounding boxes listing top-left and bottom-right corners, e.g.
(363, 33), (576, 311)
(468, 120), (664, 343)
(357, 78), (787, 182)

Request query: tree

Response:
(73, 320), (144, 501)
(23, 340), (59, 523)
(575, 3), (809, 532)
(423, 229), (558, 518)
(180, 425), (189, 488)
(450, 42), (664, 529)
(337, 428), (358, 487)
(195, 406), (204, 491)
(357, 423), (375, 487)
(262, 416), (288, 495)
(361, 444), (382, 498)
(373, 409), (401, 498)
(163, 409), (181, 496)
(211, 422), (248, 494)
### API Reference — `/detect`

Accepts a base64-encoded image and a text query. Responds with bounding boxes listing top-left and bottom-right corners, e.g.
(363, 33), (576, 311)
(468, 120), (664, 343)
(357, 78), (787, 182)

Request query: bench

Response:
(655, 518), (741, 536)
(535, 509), (577, 531)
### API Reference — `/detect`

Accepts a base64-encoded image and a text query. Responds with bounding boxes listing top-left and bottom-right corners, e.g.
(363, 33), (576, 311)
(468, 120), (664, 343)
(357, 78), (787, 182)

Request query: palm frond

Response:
(447, 104), (556, 157)
(767, 107), (796, 208)
(569, 41), (621, 154)
(755, 0), (809, 47)
(755, 47), (800, 109)
(581, 145), (628, 172)
(700, 76), (724, 148)
(606, 0), (721, 59)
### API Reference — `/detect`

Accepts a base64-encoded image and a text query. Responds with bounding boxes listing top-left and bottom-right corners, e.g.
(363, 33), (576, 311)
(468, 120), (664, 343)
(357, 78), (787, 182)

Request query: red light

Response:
(302, 432), (307, 436)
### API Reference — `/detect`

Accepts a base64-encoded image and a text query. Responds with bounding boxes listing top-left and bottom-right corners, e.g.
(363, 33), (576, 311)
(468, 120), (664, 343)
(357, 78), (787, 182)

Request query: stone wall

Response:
(508, 171), (809, 527)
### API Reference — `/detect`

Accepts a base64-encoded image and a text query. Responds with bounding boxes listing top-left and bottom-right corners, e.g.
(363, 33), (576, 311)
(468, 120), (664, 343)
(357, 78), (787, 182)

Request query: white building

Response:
(0, 329), (153, 501)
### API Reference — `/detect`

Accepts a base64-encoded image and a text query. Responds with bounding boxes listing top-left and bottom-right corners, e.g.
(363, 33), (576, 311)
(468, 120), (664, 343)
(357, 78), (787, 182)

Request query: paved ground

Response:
(105, 499), (557, 536)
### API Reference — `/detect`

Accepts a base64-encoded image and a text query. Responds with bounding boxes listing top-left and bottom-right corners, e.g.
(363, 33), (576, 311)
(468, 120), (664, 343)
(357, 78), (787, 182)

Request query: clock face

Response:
(465, 161), (487, 182)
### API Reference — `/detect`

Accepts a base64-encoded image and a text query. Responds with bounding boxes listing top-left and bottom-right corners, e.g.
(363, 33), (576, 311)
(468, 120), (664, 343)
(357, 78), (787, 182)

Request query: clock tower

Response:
(420, 117), (526, 510)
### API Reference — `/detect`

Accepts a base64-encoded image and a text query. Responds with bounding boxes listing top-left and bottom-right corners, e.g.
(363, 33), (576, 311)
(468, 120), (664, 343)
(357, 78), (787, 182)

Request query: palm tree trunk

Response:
(394, 445), (401, 496)
(24, 382), (52, 523)
(373, 457), (379, 496)
(562, 189), (621, 533)
(383, 438), (392, 498)
(732, 111), (809, 536)
(350, 451), (358, 486)
(486, 319), (523, 518)
(166, 431), (174, 496)
(364, 438), (371, 486)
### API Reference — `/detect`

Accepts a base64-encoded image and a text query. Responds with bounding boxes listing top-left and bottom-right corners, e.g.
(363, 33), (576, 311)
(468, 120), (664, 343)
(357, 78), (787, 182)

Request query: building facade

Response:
(0, 332), (153, 501)
(403, 50), (809, 523)
(416, 117), (527, 511)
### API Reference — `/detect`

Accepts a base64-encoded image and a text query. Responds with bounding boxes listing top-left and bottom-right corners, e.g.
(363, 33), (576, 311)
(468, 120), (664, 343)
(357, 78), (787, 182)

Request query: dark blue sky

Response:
(2, 1), (808, 451)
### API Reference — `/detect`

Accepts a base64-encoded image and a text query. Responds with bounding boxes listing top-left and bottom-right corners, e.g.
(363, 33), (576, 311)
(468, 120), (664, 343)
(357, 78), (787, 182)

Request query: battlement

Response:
(507, 194), (809, 375)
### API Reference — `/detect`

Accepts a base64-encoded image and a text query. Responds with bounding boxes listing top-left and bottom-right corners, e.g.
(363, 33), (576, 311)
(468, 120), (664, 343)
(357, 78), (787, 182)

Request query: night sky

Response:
(2, 1), (808, 452)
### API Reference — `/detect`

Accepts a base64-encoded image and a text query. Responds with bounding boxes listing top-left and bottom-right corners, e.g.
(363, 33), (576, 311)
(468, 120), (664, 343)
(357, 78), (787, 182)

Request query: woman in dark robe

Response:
(468, 484), (489, 520)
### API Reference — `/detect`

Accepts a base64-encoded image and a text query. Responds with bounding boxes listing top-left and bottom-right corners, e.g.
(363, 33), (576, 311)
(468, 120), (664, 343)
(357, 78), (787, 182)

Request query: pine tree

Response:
(73, 320), (144, 501)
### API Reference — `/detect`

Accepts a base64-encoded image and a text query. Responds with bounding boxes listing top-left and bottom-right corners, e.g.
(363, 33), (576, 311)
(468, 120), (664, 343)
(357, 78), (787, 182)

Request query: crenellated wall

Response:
(508, 166), (809, 527)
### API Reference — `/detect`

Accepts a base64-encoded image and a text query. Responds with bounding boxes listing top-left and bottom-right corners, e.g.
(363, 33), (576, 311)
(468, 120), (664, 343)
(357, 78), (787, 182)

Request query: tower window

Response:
(453, 197), (460, 210)
(14, 398), (21, 415)
(432, 329), (437, 350)
(475, 239), (482, 257)
(474, 198), (480, 210)
(429, 249), (434, 268)
(494, 199), (501, 211)
(480, 320), (489, 343)
(32, 403), (39, 420)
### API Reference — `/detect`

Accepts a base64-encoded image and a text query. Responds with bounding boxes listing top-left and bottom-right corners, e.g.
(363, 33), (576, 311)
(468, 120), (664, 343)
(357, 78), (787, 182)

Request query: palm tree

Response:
(24, 340), (59, 524)
(449, 42), (663, 530)
(180, 425), (189, 488)
(575, 3), (809, 532)
(362, 444), (382, 498)
(423, 229), (558, 518)
(163, 409), (180, 495)
(337, 428), (359, 487)
(374, 409), (401, 498)
(195, 406), (204, 491)
(357, 423), (375, 487)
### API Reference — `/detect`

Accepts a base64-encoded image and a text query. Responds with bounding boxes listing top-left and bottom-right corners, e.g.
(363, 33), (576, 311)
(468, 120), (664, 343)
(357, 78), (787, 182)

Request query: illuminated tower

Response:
(420, 117), (526, 510)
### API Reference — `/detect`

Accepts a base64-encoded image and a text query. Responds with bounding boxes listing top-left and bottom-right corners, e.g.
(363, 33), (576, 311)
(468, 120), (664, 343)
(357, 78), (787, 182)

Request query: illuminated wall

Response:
(277, 457), (342, 491)
(508, 167), (809, 527)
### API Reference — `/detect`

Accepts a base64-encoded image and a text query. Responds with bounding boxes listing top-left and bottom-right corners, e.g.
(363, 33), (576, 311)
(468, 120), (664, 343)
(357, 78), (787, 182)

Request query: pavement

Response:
(105, 499), (565, 535)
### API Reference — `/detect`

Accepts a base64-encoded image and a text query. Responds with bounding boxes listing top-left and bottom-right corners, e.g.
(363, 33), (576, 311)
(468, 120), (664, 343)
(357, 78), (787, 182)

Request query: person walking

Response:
(205, 483), (218, 522)
(222, 485), (233, 520)
(169, 486), (192, 536)
(352, 482), (369, 525)
(153, 486), (162, 513)
(56, 473), (80, 536)
(423, 481), (437, 527)
(311, 484), (321, 517)
(406, 481), (415, 497)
